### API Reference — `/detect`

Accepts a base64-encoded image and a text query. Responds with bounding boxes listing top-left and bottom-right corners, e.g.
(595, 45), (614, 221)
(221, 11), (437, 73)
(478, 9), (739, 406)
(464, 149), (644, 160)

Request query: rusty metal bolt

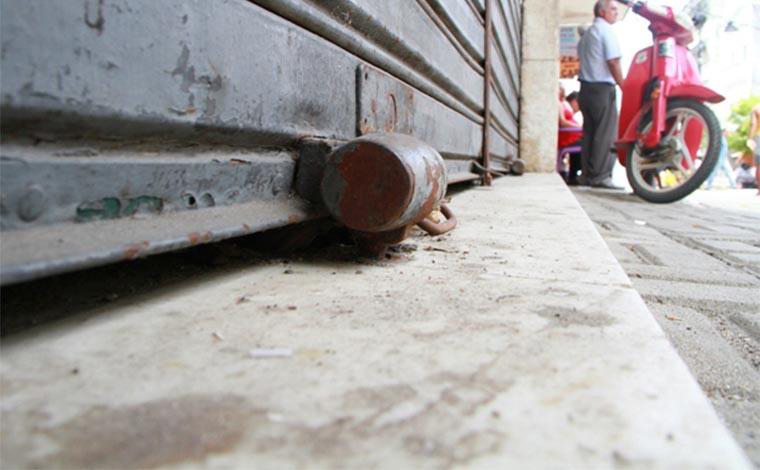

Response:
(321, 133), (447, 233)
(510, 159), (525, 176)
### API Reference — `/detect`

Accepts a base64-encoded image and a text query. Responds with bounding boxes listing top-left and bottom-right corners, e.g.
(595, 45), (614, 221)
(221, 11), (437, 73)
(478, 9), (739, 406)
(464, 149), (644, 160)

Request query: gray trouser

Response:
(579, 82), (618, 184)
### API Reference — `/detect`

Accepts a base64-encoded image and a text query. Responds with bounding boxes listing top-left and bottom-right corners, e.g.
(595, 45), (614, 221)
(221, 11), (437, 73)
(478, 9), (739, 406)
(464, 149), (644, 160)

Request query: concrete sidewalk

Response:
(0, 174), (751, 468)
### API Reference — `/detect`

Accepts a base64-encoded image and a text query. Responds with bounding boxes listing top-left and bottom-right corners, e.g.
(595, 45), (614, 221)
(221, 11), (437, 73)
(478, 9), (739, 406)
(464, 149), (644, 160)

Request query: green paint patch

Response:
(123, 196), (163, 216)
(76, 197), (121, 222)
(76, 196), (163, 222)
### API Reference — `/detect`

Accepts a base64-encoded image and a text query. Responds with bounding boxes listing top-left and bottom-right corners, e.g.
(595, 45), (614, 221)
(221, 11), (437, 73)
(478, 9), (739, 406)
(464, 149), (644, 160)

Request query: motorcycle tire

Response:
(625, 98), (721, 204)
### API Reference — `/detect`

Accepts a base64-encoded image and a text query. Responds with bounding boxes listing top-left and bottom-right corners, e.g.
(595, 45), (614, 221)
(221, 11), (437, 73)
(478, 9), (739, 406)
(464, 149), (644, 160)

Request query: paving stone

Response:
(712, 399), (760, 468)
(697, 240), (760, 254)
(624, 264), (760, 287)
(605, 241), (647, 266)
(632, 279), (760, 306)
(732, 312), (760, 343)
(734, 253), (760, 264)
(647, 303), (760, 398)
(628, 243), (729, 270)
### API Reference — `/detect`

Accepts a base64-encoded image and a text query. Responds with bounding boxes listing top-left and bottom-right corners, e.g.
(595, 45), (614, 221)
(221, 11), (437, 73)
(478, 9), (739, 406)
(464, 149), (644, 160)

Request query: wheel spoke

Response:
(666, 113), (685, 138)
(675, 114), (694, 140)
(637, 160), (662, 170)
(679, 140), (695, 173)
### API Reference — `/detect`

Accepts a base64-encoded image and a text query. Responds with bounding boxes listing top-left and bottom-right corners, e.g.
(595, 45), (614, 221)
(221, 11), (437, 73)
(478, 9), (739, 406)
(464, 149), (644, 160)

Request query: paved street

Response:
(573, 187), (760, 466)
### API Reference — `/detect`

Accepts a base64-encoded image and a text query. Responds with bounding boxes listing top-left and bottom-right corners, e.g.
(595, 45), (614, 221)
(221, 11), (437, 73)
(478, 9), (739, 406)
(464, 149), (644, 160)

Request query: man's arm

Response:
(607, 58), (624, 88)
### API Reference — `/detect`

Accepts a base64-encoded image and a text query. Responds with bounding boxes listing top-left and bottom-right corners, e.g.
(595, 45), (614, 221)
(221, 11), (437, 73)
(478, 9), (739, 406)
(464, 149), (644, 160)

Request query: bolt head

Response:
(17, 186), (46, 222)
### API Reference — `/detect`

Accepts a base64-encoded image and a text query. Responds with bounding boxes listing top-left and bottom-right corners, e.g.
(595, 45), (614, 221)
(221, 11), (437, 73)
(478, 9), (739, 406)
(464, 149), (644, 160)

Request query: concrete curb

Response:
(0, 174), (751, 468)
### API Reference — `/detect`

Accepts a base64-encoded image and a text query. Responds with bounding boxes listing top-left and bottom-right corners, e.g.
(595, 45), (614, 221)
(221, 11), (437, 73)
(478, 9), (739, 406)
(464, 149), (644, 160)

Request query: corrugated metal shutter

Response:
(0, 0), (523, 283)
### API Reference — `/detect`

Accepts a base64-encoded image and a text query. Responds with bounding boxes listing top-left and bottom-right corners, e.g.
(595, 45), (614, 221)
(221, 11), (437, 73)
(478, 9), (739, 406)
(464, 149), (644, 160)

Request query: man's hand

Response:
(607, 58), (625, 88)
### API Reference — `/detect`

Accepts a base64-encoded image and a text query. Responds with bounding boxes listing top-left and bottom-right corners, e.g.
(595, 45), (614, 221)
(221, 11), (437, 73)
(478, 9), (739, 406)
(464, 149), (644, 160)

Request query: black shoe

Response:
(590, 179), (623, 190)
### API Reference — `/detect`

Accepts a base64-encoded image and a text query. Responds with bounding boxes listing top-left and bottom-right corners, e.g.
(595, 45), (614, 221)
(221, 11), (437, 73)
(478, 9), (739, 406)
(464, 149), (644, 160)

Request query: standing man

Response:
(748, 104), (760, 194)
(577, 0), (624, 189)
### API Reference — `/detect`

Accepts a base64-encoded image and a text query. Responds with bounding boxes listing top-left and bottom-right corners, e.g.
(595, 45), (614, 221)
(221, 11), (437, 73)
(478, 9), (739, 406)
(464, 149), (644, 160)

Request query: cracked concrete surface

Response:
(574, 186), (760, 467)
(0, 175), (751, 468)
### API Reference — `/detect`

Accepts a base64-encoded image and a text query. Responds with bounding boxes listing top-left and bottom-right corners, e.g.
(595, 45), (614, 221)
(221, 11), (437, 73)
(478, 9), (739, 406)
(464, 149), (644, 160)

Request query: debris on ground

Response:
(388, 243), (418, 253)
(423, 246), (457, 253)
(249, 348), (293, 359)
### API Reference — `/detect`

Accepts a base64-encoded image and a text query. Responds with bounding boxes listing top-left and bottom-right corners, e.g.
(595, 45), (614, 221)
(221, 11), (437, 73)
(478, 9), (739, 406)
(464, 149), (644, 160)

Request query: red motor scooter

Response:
(615, 0), (724, 203)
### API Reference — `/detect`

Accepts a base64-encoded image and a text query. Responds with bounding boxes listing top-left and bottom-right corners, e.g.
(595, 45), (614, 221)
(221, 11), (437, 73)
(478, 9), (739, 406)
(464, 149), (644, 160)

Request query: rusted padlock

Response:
(321, 133), (455, 257)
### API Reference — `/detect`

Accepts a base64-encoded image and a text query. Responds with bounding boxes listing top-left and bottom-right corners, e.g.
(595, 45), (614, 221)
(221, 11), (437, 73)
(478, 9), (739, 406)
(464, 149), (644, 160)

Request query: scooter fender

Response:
(669, 84), (724, 103)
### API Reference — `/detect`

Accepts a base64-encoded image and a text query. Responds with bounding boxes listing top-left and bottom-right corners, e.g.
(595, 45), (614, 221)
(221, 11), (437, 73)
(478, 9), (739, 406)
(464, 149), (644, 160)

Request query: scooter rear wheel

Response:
(625, 99), (721, 204)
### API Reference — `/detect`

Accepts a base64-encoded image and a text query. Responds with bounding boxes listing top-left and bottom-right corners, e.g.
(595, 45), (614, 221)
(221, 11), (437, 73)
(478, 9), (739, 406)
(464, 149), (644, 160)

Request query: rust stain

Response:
(187, 232), (214, 244)
(124, 245), (140, 259)
(417, 161), (440, 223)
(336, 142), (410, 232)
(287, 214), (301, 224)
(26, 395), (252, 469)
(123, 241), (149, 260)
(229, 159), (251, 165)
(403, 88), (415, 132)
(360, 118), (374, 135)
(405, 87), (414, 103)
(242, 223), (251, 231)
(384, 93), (397, 132)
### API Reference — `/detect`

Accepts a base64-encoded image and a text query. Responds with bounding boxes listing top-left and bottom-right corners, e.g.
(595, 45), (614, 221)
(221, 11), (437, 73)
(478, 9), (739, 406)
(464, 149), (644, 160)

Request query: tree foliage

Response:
(727, 95), (760, 154)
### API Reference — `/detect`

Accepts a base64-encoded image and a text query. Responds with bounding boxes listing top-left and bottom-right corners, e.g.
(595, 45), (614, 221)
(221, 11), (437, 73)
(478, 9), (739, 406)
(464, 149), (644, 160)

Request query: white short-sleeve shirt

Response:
(578, 17), (621, 84)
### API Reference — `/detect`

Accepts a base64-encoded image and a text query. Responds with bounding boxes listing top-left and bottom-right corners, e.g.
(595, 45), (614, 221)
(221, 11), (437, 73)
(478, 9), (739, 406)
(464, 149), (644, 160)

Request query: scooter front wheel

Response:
(625, 99), (721, 203)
